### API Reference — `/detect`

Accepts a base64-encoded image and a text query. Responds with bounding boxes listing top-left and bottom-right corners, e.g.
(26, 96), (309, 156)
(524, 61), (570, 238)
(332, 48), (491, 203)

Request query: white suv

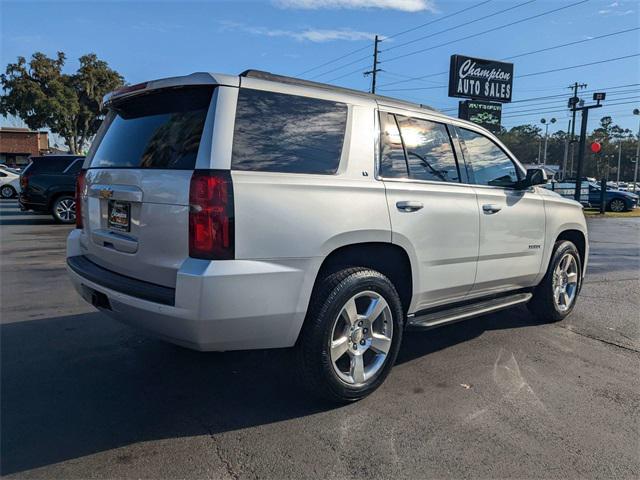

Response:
(67, 70), (588, 402)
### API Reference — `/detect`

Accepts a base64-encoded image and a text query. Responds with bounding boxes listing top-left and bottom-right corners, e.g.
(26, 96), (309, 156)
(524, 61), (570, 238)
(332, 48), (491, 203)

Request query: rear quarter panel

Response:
(230, 102), (391, 326)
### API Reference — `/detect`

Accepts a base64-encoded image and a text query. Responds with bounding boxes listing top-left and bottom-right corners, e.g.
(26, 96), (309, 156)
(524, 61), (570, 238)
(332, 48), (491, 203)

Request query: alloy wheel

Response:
(55, 198), (76, 222)
(609, 199), (626, 212)
(552, 253), (579, 312)
(329, 291), (393, 385)
(1, 186), (14, 198)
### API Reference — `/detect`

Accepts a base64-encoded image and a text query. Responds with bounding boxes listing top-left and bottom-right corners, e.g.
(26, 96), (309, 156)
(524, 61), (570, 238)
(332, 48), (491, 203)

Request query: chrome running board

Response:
(406, 292), (532, 330)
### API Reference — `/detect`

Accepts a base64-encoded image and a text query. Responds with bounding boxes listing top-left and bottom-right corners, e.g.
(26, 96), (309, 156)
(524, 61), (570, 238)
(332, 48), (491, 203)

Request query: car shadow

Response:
(0, 209), (28, 216)
(0, 307), (545, 475)
(0, 217), (57, 226)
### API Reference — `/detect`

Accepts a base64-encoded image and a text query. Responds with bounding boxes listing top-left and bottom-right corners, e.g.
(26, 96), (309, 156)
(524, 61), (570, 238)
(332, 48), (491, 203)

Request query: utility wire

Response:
(309, 53), (372, 80)
(502, 100), (640, 119)
(506, 84), (640, 104)
(382, 0), (536, 53)
(378, 26), (638, 88)
(442, 88), (640, 110)
(518, 53), (640, 77)
(298, 45), (372, 77)
(298, 0), (493, 77)
(379, 53), (639, 92)
(384, 0), (494, 41)
(379, 0), (590, 65)
(502, 95), (640, 116)
(326, 63), (374, 83)
(439, 85), (640, 111)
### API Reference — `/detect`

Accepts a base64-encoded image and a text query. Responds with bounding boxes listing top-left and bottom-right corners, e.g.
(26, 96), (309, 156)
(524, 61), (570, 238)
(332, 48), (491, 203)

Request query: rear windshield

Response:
(28, 157), (81, 174)
(89, 86), (213, 169)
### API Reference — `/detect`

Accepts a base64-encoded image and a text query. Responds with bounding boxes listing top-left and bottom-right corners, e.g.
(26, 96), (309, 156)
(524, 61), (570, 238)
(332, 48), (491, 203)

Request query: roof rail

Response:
(239, 69), (436, 112)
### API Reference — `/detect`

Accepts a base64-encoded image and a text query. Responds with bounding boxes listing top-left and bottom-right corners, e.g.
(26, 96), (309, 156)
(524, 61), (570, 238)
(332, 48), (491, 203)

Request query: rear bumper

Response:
(67, 255), (175, 305)
(66, 229), (317, 351)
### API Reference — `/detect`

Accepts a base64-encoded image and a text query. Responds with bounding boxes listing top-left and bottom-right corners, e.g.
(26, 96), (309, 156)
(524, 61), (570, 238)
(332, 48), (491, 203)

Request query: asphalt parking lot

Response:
(1, 198), (638, 479)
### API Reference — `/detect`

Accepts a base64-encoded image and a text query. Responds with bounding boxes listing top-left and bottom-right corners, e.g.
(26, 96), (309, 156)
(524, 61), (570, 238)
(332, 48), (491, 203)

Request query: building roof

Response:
(0, 127), (48, 134)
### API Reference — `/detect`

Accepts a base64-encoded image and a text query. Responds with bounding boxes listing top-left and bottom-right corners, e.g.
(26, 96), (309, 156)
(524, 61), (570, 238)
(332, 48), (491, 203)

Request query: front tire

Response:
(1, 185), (16, 199)
(528, 240), (582, 322)
(52, 196), (76, 224)
(296, 268), (404, 403)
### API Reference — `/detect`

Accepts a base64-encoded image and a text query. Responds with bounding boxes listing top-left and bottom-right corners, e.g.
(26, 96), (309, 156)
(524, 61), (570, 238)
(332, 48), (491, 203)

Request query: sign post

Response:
(572, 93), (606, 200)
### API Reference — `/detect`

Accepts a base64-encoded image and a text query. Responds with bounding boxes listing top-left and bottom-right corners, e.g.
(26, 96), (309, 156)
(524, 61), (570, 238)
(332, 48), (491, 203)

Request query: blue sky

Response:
(1, 0), (639, 133)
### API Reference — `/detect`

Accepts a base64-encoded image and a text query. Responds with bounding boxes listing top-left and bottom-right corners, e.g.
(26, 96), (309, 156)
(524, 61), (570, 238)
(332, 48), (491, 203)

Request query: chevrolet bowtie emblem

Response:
(99, 188), (113, 199)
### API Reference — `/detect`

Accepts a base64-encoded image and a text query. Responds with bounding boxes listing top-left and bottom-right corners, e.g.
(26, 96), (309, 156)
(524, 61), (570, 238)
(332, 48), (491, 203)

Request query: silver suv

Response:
(67, 70), (588, 402)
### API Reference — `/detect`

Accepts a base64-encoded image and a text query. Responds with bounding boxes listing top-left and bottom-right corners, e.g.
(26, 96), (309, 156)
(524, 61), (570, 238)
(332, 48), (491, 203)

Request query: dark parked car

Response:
(19, 155), (85, 223)
(588, 182), (639, 212)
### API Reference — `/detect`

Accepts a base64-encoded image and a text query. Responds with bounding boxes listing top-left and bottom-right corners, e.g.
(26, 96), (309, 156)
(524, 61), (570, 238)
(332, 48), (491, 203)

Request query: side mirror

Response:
(523, 168), (547, 187)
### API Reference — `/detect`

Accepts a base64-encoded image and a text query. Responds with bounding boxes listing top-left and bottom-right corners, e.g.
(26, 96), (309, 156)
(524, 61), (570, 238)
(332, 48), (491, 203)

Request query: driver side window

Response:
(457, 127), (521, 187)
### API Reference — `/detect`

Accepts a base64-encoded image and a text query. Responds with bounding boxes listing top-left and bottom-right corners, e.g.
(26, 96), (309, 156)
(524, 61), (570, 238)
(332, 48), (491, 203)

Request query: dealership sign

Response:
(449, 55), (513, 103)
(458, 100), (502, 133)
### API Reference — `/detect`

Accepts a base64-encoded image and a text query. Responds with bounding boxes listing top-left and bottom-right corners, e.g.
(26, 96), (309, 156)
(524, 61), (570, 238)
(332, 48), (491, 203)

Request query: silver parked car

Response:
(67, 70), (589, 402)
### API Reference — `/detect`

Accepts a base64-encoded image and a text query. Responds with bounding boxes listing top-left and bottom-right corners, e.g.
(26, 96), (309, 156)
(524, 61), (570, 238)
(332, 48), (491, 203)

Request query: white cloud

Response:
(598, 6), (635, 15)
(598, 1), (635, 16)
(219, 21), (382, 42)
(273, 0), (437, 13)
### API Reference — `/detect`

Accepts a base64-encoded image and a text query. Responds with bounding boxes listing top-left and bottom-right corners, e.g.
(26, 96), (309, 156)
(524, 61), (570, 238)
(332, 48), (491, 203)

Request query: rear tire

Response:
(1, 185), (16, 199)
(52, 196), (76, 224)
(296, 267), (404, 403)
(528, 240), (582, 322)
(607, 198), (627, 212)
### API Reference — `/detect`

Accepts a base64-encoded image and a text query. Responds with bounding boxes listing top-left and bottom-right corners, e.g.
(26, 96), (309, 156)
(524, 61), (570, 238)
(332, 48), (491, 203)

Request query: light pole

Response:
(633, 108), (639, 193)
(541, 117), (556, 166)
(603, 154), (614, 182)
(616, 141), (622, 185)
(628, 156), (637, 190)
(602, 154), (610, 181)
(537, 136), (542, 164)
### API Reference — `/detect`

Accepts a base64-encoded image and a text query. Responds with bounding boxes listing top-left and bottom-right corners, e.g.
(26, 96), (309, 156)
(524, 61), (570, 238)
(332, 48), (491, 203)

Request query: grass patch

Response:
(583, 208), (640, 218)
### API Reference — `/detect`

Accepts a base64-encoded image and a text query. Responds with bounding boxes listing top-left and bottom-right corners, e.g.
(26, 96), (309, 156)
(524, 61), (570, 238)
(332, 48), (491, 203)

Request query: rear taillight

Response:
(20, 173), (29, 190)
(189, 170), (234, 260)
(75, 170), (86, 229)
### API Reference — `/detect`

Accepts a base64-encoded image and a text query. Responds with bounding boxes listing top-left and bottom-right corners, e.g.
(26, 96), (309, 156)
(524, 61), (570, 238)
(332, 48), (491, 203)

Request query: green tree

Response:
(591, 116), (632, 143)
(497, 124), (542, 164)
(0, 52), (124, 153)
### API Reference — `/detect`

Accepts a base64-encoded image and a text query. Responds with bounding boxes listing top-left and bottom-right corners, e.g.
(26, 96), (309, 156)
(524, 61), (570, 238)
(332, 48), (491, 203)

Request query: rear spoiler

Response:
(101, 72), (239, 108)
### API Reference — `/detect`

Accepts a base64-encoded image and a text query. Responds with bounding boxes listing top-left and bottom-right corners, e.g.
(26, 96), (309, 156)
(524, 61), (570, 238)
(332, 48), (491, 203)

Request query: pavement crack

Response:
(209, 434), (240, 480)
(557, 324), (640, 354)
(195, 417), (240, 480)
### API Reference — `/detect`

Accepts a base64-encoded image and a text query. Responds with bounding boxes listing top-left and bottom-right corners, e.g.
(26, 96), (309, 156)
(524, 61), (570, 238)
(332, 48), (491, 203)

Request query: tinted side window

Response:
(396, 116), (460, 183)
(232, 89), (347, 174)
(457, 128), (520, 187)
(379, 112), (408, 178)
(66, 159), (83, 174)
(0, 172), (6, 178)
(30, 158), (75, 174)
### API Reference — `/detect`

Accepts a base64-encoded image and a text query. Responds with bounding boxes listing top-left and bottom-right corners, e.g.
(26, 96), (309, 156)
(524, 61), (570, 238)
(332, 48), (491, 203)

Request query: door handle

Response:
(396, 201), (424, 212)
(482, 204), (502, 214)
